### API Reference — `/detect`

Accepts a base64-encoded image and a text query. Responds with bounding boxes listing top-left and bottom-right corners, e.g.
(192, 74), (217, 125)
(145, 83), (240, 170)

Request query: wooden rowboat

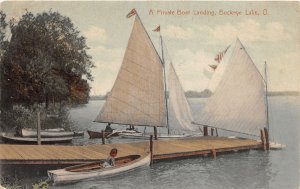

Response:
(87, 130), (119, 138)
(48, 153), (150, 184)
(87, 129), (141, 139)
(21, 128), (84, 138)
(0, 133), (73, 144)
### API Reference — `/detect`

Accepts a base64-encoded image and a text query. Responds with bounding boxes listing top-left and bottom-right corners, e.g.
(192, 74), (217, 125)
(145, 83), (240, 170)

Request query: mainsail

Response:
(94, 16), (166, 127)
(195, 38), (267, 136)
(168, 63), (196, 131)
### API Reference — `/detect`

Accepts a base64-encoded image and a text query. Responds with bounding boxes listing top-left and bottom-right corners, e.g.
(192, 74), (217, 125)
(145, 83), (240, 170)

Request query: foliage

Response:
(1, 10), (94, 108)
(0, 10), (8, 53)
(0, 104), (74, 133)
(0, 176), (22, 189)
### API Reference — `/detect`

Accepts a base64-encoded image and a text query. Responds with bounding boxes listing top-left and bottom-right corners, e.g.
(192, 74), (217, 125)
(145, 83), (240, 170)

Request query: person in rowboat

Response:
(103, 148), (118, 168)
(104, 123), (114, 133)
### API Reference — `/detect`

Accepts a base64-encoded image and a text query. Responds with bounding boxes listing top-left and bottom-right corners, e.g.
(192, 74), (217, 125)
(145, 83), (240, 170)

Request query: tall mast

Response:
(265, 61), (270, 134)
(160, 34), (170, 135)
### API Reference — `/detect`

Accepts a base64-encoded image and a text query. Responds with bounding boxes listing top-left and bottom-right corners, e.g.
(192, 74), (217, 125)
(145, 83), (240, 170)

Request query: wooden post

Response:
(101, 130), (105, 145)
(260, 129), (266, 151)
(37, 111), (41, 145)
(154, 126), (158, 140)
(203, 126), (208, 136)
(211, 149), (217, 159)
(150, 135), (153, 166)
(210, 128), (214, 136)
(264, 127), (270, 150)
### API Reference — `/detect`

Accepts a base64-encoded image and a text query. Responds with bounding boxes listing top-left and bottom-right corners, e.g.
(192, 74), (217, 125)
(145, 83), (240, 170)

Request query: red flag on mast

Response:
(153, 25), (160, 32)
(126, 9), (137, 18)
(214, 45), (230, 63)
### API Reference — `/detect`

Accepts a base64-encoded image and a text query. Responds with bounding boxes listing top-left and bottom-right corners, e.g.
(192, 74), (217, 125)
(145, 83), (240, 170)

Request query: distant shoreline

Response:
(89, 90), (300, 100)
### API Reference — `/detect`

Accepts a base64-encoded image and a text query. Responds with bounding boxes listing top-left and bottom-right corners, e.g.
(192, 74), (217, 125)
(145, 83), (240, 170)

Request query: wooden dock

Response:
(0, 137), (262, 165)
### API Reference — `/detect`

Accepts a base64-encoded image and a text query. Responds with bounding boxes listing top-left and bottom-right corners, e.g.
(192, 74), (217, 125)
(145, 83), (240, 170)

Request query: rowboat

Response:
(87, 129), (140, 139)
(21, 128), (84, 138)
(48, 153), (150, 185)
(0, 133), (73, 144)
(87, 130), (119, 138)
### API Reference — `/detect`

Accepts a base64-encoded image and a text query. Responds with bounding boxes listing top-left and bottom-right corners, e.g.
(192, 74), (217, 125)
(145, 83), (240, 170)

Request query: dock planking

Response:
(0, 137), (262, 165)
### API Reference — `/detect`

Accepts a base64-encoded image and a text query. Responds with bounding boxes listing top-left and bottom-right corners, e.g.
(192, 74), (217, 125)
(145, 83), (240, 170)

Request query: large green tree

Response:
(1, 10), (94, 109)
(0, 11), (8, 109)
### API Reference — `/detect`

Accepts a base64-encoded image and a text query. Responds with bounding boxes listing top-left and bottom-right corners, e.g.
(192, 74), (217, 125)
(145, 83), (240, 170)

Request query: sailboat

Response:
(119, 61), (198, 139)
(193, 38), (285, 149)
(93, 9), (197, 139)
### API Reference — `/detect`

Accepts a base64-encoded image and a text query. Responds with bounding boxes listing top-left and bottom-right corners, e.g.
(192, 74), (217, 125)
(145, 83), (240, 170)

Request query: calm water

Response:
(2, 96), (300, 189)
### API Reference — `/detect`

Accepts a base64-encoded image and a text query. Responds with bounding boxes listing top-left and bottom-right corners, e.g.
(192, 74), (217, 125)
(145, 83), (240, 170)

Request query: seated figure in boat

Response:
(103, 148), (118, 168)
(104, 123), (114, 133)
(127, 124), (135, 131)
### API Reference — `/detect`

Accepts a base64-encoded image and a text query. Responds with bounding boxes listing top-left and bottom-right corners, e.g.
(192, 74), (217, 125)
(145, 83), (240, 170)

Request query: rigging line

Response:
(135, 14), (164, 65)
(162, 40), (173, 63)
(265, 61), (270, 135)
(160, 34), (170, 135)
(192, 122), (260, 138)
(237, 38), (266, 84)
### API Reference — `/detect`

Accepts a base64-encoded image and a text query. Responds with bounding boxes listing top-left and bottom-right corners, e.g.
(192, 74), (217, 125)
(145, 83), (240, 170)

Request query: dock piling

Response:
(264, 127), (270, 150)
(203, 126), (208, 136)
(150, 135), (153, 166)
(211, 149), (217, 159)
(37, 111), (41, 145)
(260, 129), (266, 150)
(101, 130), (105, 144)
(154, 126), (158, 140)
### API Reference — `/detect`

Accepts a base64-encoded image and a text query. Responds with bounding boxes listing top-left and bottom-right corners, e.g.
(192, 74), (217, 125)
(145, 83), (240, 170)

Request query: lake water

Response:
(1, 96), (299, 189)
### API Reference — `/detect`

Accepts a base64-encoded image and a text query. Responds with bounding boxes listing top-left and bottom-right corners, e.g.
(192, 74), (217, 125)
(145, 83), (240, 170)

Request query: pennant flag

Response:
(126, 8), (137, 18)
(214, 45), (230, 63)
(153, 25), (160, 32)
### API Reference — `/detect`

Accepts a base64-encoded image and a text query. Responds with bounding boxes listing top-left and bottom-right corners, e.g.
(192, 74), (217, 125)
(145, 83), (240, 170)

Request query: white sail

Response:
(95, 16), (166, 127)
(195, 39), (267, 136)
(168, 63), (196, 131)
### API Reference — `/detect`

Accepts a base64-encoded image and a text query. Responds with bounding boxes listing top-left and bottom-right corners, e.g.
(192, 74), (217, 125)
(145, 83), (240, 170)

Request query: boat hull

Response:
(87, 130), (119, 138)
(21, 129), (83, 138)
(48, 154), (150, 185)
(0, 133), (73, 144)
(119, 133), (191, 139)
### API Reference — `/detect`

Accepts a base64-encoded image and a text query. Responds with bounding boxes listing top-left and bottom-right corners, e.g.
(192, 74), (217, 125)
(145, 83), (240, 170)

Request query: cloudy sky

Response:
(1, 1), (299, 95)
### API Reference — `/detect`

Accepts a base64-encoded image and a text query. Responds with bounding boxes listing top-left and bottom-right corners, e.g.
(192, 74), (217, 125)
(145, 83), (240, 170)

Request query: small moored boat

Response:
(0, 133), (73, 144)
(87, 129), (119, 138)
(48, 153), (150, 184)
(21, 128), (83, 138)
(119, 132), (191, 139)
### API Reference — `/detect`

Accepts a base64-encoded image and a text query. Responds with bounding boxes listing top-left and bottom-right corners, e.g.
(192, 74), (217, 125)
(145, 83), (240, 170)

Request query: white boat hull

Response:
(0, 133), (73, 144)
(21, 128), (81, 138)
(48, 154), (150, 184)
(119, 133), (191, 139)
(270, 142), (286, 150)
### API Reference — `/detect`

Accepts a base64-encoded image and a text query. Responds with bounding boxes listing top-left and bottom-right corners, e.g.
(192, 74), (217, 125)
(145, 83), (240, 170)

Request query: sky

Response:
(1, 1), (299, 95)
